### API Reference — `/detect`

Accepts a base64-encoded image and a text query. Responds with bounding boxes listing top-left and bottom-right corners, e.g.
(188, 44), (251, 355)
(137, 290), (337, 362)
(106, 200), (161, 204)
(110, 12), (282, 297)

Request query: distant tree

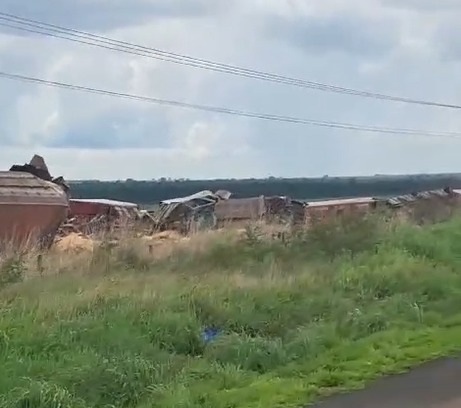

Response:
(68, 174), (461, 204)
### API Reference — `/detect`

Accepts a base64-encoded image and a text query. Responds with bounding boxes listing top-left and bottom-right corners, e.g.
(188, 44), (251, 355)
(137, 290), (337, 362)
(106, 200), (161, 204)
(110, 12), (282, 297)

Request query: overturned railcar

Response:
(0, 171), (69, 248)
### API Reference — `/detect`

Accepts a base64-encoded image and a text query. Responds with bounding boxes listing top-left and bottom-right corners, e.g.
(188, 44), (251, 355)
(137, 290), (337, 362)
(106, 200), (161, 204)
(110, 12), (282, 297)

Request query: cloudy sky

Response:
(1, 0), (461, 180)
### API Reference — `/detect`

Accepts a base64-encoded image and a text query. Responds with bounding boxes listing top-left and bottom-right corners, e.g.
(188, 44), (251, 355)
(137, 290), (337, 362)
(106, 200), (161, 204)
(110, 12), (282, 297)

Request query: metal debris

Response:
(153, 190), (227, 234)
(215, 195), (307, 226)
(384, 188), (455, 208)
(63, 198), (140, 236)
(4, 155), (461, 249)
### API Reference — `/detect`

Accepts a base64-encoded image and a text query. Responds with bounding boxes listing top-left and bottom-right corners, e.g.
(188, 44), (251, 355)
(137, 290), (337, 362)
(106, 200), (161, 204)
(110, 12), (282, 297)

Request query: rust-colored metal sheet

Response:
(0, 171), (69, 246)
(305, 197), (376, 225)
(69, 199), (138, 217)
(215, 197), (266, 221)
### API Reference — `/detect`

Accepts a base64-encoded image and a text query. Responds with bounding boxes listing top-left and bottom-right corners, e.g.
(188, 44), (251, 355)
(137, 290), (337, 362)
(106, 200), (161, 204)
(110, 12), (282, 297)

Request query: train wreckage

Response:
(1, 155), (460, 248)
(0, 155), (69, 247)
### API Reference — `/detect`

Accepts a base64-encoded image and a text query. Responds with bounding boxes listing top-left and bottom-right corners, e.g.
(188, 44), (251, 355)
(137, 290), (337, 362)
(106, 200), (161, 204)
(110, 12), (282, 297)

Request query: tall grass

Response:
(2, 215), (461, 407)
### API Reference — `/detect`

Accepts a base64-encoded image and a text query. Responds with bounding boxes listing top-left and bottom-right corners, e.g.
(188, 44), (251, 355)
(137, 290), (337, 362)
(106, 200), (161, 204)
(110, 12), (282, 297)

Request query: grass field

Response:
(2, 215), (461, 407)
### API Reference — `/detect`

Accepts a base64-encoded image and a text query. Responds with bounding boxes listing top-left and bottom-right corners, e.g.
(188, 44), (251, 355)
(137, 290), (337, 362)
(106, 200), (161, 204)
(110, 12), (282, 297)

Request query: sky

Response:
(1, 0), (461, 180)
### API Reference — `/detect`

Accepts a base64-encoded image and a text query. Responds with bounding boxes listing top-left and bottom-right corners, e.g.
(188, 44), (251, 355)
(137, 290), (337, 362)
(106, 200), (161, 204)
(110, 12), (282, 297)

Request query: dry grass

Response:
(0, 227), (238, 280)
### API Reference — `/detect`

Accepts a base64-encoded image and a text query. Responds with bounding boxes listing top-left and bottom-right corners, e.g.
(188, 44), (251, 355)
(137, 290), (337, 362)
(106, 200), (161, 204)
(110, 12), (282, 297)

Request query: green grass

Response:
(2, 215), (461, 407)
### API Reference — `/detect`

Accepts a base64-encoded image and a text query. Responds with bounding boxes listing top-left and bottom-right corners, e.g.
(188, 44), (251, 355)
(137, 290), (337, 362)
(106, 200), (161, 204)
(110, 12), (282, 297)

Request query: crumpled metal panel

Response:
(431, 190), (449, 198)
(415, 192), (432, 199)
(386, 188), (454, 208)
(215, 190), (232, 200)
(161, 190), (217, 205)
(70, 198), (138, 209)
(387, 198), (402, 207)
(156, 190), (227, 226)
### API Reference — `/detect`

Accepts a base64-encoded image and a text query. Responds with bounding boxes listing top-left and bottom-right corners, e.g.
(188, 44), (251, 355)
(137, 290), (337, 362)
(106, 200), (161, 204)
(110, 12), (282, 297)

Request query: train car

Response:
(0, 171), (69, 247)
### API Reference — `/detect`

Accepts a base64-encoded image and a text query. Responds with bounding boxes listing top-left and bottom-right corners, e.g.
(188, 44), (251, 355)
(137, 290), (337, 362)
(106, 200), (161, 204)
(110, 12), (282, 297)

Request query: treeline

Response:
(68, 174), (461, 204)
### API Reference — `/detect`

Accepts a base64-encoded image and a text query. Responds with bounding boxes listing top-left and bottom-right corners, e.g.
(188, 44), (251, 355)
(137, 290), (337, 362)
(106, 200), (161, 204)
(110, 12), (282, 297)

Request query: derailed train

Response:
(0, 155), (69, 248)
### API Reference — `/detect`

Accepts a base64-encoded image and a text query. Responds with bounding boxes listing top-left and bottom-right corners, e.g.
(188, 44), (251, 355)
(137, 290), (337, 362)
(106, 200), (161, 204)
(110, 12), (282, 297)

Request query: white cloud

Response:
(1, 0), (461, 180)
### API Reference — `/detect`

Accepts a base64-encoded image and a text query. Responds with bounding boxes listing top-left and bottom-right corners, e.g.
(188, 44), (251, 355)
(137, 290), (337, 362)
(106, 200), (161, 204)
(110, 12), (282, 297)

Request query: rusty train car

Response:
(0, 171), (69, 247)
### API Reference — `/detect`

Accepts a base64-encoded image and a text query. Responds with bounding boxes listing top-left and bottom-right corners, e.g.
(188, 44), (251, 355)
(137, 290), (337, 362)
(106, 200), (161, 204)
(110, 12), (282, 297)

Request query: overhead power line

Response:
(1, 70), (460, 139)
(1, 12), (461, 110)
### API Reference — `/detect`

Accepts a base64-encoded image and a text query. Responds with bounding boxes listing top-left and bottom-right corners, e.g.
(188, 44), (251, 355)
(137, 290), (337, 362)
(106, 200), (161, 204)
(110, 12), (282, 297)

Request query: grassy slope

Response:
(2, 218), (461, 407)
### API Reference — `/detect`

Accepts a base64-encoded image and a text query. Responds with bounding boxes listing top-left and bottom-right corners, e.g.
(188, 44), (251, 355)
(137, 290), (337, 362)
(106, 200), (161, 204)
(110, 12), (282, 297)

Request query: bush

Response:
(291, 213), (383, 260)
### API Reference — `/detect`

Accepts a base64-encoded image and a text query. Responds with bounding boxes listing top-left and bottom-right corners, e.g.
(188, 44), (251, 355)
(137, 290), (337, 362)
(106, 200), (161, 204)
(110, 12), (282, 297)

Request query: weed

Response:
(0, 255), (26, 288)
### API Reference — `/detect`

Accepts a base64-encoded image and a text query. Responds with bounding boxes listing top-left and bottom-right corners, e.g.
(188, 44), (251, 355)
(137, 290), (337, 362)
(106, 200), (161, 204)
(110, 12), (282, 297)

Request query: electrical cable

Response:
(1, 70), (460, 139)
(1, 12), (461, 109)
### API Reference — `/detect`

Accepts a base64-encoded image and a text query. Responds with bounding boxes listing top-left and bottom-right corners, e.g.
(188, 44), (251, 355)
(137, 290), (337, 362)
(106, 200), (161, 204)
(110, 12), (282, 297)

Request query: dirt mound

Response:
(150, 230), (184, 241)
(55, 233), (94, 252)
